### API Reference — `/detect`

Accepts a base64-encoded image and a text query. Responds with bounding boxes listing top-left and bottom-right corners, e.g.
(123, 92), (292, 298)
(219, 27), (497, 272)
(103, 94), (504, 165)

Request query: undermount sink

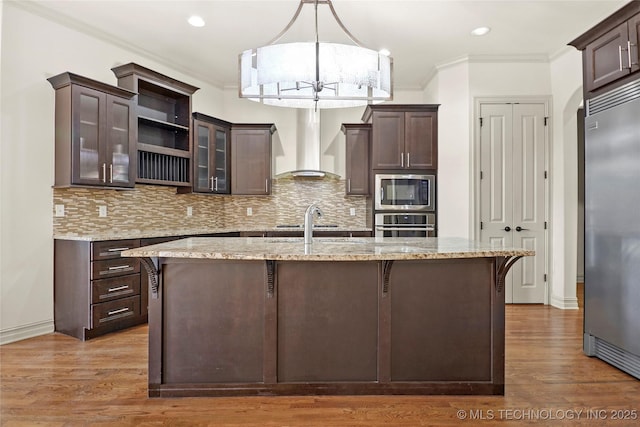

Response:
(260, 237), (369, 244)
(261, 237), (304, 243)
(314, 237), (369, 244)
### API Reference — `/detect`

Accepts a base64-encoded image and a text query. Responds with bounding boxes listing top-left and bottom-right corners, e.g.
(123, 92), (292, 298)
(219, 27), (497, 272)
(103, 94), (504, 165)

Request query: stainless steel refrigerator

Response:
(584, 79), (640, 379)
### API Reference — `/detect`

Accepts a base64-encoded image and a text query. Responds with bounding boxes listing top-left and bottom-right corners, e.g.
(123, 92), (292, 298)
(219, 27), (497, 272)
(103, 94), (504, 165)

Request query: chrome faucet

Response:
(304, 203), (324, 244)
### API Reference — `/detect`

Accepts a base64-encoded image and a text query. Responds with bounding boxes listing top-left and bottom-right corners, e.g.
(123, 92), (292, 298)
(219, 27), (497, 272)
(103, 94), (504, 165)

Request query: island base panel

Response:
(148, 257), (505, 396)
(389, 259), (493, 381)
(161, 260), (266, 384)
(277, 261), (379, 382)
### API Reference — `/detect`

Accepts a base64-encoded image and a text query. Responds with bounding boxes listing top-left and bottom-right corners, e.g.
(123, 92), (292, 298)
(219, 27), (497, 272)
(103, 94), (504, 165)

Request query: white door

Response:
(479, 103), (547, 303)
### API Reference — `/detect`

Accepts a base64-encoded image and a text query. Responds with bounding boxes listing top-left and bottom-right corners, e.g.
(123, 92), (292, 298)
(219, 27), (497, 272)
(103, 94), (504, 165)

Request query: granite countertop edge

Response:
(120, 237), (535, 261)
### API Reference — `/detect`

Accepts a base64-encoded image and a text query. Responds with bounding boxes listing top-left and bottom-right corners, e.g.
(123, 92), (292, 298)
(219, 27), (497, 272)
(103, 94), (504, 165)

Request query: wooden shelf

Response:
(138, 115), (189, 132)
(137, 143), (190, 158)
(136, 177), (191, 187)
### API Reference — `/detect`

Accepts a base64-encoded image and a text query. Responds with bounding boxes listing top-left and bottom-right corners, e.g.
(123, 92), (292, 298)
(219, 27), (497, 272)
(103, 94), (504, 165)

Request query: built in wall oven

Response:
(375, 213), (436, 238)
(375, 174), (435, 211)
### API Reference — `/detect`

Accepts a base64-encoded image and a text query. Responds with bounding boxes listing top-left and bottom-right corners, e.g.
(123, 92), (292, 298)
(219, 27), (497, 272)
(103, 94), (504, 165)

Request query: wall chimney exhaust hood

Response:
(278, 109), (339, 179)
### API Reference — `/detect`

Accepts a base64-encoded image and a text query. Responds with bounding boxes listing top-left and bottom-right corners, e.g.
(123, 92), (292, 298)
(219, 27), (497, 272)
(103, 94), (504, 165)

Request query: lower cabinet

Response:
(54, 238), (145, 340)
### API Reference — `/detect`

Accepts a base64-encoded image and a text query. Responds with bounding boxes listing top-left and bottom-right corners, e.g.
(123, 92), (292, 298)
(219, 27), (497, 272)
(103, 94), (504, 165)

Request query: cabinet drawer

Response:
(92, 274), (140, 304)
(92, 296), (140, 328)
(92, 258), (140, 280)
(92, 239), (140, 260)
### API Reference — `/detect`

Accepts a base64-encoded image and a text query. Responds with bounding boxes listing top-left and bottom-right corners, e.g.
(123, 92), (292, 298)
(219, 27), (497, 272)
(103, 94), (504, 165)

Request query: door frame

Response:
(472, 96), (552, 305)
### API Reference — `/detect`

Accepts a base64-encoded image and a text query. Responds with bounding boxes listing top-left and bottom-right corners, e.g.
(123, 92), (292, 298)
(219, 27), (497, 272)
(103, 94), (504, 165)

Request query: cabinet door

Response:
(345, 127), (370, 195)
(231, 129), (271, 195)
(212, 125), (230, 193)
(629, 14), (640, 73)
(193, 120), (213, 192)
(405, 111), (437, 170)
(584, 22), (630, 93)
(105, 94), (135, 187)
(72, 85), (106, 185)
(372, 111), (404, 169)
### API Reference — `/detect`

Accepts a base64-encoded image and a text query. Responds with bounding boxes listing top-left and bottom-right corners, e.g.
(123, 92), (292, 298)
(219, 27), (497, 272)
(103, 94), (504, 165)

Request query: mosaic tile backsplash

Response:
(53, 177), (369, 237)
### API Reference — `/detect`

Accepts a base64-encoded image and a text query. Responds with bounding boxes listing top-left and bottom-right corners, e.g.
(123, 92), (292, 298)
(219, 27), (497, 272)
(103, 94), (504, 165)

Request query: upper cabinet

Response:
(231, 124), (276, 195)
(362, 105), (439, 171)
(341, 123), (371, 195)
(191, 113), (232, 194)
(112, 63), (199, 187)
(48, 72), (136, 188)
(569, 2), (640, 98)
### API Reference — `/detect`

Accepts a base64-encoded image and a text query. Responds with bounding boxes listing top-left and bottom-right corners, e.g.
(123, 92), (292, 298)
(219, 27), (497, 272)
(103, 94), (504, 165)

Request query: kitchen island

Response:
(123, 237), (532, 397)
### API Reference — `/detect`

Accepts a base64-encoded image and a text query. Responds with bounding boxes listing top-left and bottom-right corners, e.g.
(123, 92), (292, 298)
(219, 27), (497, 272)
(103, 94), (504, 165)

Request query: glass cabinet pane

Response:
(109, 99), (131, 183)
(197, 124), (211, 190)
(78, 93), (100, 181)
(214, 128), (227, 191)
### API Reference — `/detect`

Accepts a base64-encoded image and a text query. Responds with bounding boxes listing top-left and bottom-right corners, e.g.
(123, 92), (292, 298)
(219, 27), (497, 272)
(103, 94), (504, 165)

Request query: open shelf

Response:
(111, 63), (200, 188)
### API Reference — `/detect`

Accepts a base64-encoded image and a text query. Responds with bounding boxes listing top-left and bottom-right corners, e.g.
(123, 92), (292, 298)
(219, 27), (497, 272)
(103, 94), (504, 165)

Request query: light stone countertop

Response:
(53, 226), (372, 241)
(121, 237), (534, 261)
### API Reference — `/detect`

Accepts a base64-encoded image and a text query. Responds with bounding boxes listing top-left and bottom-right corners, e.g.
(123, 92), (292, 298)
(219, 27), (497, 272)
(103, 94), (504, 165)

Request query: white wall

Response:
(423, 56), (583, 308)
(549, 48), (584, 309)
(0, 3), (227, 343)
(425, 61), (471, 238)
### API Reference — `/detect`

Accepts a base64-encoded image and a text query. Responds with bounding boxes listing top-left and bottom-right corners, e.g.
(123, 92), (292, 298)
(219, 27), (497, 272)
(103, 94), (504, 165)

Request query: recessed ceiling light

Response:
(471, 26), (491, 36)
(379, 48), (391, 57)
(188, 15), (205, 27)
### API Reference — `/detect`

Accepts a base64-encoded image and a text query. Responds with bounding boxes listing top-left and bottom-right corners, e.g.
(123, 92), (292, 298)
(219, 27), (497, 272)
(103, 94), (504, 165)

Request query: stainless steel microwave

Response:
(375, 174), (435, 211)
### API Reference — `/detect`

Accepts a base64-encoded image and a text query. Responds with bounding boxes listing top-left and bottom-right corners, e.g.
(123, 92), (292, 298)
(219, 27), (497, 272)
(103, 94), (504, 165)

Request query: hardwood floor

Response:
(2, 283), (639, 426)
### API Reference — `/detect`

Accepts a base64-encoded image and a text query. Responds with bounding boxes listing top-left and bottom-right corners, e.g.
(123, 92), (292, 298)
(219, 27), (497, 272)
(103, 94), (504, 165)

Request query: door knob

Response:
(504, 226), (511, 232)
(515, 226), (528, 232)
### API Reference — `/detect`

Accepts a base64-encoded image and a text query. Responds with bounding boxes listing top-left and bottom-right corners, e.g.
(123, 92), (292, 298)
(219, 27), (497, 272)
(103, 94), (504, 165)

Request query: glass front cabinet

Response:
(48, 72), (136, 188)
(192, 113), (231, 194)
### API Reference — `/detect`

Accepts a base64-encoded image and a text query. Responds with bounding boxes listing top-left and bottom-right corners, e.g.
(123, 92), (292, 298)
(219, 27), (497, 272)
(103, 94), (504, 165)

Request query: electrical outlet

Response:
(350, 208), (356, 216)
(246, 207), (253, 216)
(187, 207), (193, 217)
(54, 204), (65, 217)
(98, 206), (107, 217)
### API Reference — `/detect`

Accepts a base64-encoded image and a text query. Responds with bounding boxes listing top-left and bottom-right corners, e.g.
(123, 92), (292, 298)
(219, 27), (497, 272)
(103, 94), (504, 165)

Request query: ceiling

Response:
(26, 0), (627, 90)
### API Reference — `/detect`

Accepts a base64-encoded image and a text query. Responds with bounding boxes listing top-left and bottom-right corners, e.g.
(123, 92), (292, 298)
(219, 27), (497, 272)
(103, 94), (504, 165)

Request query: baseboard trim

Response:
(550, 294), (579, 310)
(0, 320), (54, 345)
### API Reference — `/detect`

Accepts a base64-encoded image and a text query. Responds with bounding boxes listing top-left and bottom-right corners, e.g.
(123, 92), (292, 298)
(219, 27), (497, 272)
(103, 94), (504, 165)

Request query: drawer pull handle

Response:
(107, 265), (131, 271)
(107, 285), (129, 293)
(107, 247), (130, 252)
(107, 307), (129, 316)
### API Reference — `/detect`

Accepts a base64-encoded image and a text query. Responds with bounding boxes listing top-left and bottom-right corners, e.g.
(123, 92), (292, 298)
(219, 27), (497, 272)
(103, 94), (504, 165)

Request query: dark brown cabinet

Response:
(48, 73), (136, 188)
(54, 238), (145, 340)
(231, 124), (276, 195)
(363, 105), (438, 170)
(192, 113), (231, 194)
(341, 124), (371, 195)
(570, 3), (640, 97)
(112, 63), (199, 187)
